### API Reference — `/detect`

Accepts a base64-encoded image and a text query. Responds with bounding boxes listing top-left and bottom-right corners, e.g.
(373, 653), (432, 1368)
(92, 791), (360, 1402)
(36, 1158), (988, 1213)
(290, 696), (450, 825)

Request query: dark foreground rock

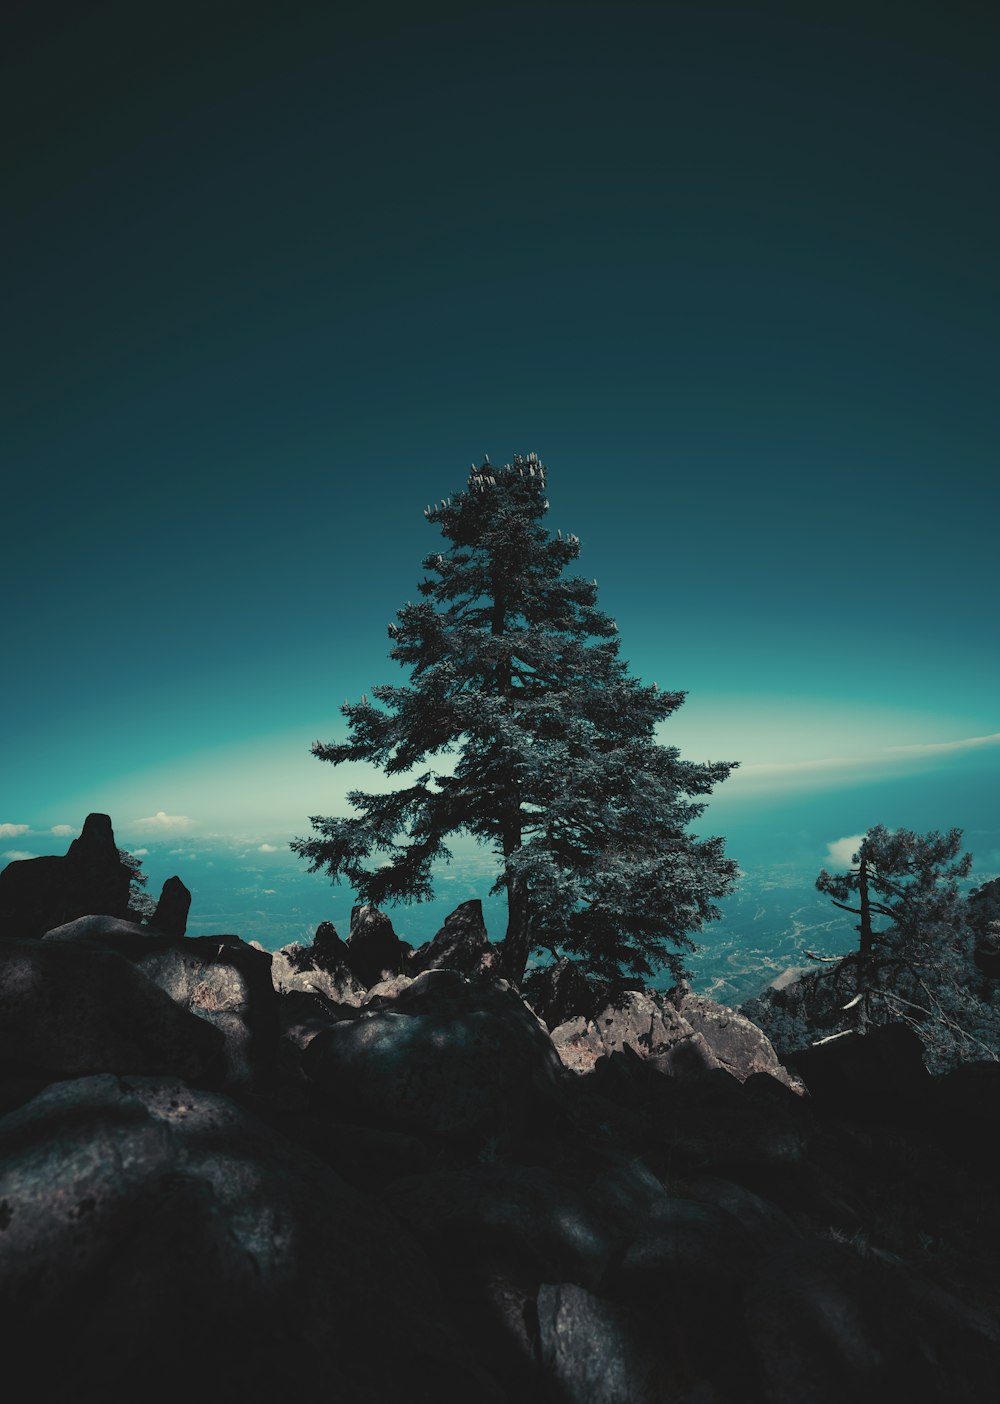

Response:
(0, 1074), (502, 1402)
(2, 834), (999, 1403)
(302, 969), (567, 1151)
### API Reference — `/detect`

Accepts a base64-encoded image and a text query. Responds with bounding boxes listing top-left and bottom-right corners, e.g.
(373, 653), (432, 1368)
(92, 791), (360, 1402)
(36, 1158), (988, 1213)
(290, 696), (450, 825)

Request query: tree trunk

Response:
(500, 869), (532, 985)
(856, 856), (873, 1032)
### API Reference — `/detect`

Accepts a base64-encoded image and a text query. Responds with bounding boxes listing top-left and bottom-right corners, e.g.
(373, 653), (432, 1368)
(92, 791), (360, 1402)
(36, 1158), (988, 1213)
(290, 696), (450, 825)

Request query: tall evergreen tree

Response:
(293, 454), (738, 985)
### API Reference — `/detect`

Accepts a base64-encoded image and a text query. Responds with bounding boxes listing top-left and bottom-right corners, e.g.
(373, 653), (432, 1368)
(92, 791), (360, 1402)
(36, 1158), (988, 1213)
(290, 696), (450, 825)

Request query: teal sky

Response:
(3, 1), (998, 921)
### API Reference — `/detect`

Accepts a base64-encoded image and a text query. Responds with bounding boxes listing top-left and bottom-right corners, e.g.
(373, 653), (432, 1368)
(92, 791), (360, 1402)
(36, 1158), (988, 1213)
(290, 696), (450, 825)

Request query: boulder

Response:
(302, 969), (567, 1150)
(346, 904), (412, 988)
(409, 899), (498, 980)
(674, 989), (805, 1092)
(0, 1073), (504, 1401)
(150, 874), (191, 935)
(0, 937), (224, 1091)
(0, 812), (132, 939)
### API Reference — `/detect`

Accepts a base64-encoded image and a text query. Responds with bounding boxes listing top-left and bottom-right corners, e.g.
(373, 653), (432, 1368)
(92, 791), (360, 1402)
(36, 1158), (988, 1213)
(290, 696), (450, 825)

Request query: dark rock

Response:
(150, 875), (191, 935)
(0, 937), (224, 1089)
(0, 1073), (504, 1401)
(312, 918), (351, 968)
(346, 904), (412, 988)
(787, 1022), (931, 1116)
(387, 1163), (618, 1289)
(0, 812), (132, 939)
(743, 1239), (1000, 1404)
(409, 899), (498, 980)
(536, 1282), (670, 1404)
(302, 970), (567, 1150)
(603, 1196), (757, 1309)
(522, 957), (612, 1029)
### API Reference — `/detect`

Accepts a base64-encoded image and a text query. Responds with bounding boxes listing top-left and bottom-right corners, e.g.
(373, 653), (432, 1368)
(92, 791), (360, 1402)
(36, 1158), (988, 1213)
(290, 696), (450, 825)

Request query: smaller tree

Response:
(815, 825), (999, 1067)
(118, 848), (156, 922)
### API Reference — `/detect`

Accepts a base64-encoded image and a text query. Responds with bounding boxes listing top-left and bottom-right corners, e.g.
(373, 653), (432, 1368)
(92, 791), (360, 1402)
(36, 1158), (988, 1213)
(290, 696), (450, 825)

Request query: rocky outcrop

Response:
(674, 987), (806, 1092)
(41, 916), (278, 1092)
(551, 988), (723, 1078)
(2, 821), (999, 1402)
(0, 813), (132, 939)
(0, 936), (224, 1104)
(409, 899), (498, 980)
(550, 986), (803, 1091)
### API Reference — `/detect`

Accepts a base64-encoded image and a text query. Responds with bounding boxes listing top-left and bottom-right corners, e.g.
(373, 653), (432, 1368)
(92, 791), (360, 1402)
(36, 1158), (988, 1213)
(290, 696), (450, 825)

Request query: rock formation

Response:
(1, 828), (998, 1401)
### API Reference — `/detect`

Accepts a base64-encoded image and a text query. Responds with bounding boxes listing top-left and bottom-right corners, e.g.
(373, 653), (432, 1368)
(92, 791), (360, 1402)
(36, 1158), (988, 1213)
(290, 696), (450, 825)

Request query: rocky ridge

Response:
(1, 817), (998, 1402)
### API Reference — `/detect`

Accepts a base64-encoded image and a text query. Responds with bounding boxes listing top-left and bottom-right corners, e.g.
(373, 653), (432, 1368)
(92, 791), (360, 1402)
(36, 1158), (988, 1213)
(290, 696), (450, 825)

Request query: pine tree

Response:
(815, 825), (1000, 1065)
(293, 454), (738, 985)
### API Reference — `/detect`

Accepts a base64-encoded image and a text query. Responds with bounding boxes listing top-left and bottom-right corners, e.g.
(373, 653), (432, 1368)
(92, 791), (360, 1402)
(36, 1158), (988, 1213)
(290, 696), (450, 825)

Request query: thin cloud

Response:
(130, 847), (149, 856)
(886, 732), (1000, 755)
(258, 843), (279, 853)
(734, 731), (1000, 788)
(50, 824), (76, 836)
(134, 811), (193, 831)
(2, 849), (34, 861)
(0, 823), (29, 838)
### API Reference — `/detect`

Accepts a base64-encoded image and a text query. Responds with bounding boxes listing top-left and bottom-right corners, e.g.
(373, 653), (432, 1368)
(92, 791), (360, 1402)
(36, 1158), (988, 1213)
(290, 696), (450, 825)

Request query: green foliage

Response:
(118, 847), (156, 922)
(293, 454), (738, 984)
(810, 825), (1000, 1070)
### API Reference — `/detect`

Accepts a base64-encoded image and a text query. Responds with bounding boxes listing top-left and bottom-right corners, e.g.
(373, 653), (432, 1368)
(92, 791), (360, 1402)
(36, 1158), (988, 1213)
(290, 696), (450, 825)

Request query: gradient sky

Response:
(4, 1), (999, 929)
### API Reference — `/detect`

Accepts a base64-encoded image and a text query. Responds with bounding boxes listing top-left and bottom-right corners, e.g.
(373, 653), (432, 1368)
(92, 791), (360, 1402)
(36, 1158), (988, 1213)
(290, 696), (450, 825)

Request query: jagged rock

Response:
(0, 1073), (504, 1400)
(0, 812), (132, 939)
(150, 875), (191, 935)
(40, 917), (277, 1092)
(302, 969), (567, 1149)
(536, 1282), (669, 1404)
(522, 957), (612, 1029)
(674, 989), (805, 1093)
(346, 904), (412, 988)
(0, 937), (224, 1092)
(409, 899), (498, 980)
